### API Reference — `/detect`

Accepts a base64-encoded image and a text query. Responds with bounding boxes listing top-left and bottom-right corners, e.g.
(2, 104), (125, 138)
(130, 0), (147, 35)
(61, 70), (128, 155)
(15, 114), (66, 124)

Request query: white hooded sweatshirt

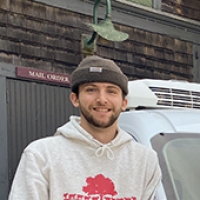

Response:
(9, 116), (161, 200)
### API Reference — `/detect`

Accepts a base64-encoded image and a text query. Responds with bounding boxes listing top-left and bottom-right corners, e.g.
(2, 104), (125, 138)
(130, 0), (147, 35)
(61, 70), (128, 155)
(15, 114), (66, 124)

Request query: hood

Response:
(54, 116), (133, 160)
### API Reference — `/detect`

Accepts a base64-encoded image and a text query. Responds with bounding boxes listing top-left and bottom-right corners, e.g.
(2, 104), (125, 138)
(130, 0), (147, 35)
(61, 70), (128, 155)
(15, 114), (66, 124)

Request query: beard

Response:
(79, 103), (121, 128)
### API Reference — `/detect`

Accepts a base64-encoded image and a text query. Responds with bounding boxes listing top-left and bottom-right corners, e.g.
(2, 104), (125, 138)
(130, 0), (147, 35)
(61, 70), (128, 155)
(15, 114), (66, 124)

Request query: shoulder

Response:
(125, 136), (159, 164)
(128, 141), (161, 176)
(24, 135), (64, 154)
(120, 128), (157, 156)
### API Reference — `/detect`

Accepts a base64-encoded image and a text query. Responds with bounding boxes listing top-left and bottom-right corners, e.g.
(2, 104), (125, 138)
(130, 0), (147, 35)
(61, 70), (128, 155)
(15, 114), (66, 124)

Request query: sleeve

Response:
(141, 152), (162, 200)
(8, 150), (49, 200)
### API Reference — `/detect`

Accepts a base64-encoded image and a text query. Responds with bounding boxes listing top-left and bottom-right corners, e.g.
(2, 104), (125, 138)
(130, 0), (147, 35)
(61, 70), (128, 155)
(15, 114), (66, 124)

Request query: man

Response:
(9, 55), (161, 200)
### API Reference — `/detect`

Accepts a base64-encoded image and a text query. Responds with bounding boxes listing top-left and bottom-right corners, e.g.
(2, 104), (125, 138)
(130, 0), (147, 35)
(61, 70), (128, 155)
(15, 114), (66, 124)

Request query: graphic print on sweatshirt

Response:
(63, 174), (137, 200)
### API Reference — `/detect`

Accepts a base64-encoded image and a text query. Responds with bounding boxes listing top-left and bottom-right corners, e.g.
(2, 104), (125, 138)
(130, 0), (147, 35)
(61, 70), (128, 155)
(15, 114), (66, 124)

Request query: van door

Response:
(151, 133), (200, 200)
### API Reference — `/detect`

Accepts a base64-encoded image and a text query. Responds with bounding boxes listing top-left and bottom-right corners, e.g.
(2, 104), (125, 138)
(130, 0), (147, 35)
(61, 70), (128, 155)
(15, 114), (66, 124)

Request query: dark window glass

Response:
(151, 133), (200, 200)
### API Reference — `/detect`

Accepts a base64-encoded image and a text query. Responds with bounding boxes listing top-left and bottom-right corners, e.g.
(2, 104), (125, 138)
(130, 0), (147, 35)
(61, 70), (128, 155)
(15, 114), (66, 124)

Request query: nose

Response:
(96, 90), (108, 104)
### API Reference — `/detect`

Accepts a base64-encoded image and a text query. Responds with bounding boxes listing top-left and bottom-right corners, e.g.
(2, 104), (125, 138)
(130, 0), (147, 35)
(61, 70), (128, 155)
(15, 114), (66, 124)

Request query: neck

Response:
(80, 119), (118, 144)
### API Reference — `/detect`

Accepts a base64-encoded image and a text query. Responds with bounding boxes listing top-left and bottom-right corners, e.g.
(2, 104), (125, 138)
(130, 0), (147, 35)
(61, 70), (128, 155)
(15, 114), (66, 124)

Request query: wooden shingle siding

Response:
(97, 25), (193, 81)
(0, 0), (195, 82)
(162, 0), (200, 21)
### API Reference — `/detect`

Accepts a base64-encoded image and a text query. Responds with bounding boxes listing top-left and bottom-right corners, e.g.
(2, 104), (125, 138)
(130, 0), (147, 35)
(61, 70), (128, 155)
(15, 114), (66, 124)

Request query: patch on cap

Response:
(89, 67), (102, 73)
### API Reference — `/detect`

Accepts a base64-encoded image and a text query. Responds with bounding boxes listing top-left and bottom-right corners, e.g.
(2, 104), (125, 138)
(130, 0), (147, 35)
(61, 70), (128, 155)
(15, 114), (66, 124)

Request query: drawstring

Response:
(95, 145), (114, 160)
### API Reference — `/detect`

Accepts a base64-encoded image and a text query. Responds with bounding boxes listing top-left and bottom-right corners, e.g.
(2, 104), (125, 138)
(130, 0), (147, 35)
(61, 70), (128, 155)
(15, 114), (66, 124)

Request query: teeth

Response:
(96, 108), (108, 112)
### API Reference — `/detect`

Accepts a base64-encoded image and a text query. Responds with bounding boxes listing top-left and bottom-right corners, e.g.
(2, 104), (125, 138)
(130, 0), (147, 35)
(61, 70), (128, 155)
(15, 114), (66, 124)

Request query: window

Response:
(151, 133), (200, 200)
(126, 0), (152, 7)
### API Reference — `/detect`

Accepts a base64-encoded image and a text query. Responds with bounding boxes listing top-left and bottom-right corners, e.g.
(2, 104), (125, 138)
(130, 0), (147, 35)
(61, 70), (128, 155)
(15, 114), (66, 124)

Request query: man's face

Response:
(70, 82), (127, 128)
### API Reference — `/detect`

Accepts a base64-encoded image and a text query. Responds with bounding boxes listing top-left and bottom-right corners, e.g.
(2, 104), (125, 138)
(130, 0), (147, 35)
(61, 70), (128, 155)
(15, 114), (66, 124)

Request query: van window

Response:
(151, 134), (200, 200)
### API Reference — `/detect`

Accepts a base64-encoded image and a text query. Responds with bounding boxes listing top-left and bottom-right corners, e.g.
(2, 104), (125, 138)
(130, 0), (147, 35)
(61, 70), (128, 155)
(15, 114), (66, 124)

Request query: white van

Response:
(118, 79), (200, 200)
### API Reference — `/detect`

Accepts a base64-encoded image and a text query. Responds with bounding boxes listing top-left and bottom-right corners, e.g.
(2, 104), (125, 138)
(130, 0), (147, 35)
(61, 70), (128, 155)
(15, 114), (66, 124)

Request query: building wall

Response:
(0, 0), (196, 82)
(162, 0), (200, 21)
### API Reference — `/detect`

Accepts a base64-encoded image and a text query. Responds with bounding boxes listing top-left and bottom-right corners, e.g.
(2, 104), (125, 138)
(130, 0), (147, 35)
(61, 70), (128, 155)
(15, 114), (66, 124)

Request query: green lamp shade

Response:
(87, 18), (129, 42)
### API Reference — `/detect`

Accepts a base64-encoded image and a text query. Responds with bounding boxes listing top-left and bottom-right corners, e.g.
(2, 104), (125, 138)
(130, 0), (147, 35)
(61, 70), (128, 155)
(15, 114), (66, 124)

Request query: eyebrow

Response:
(84, 83), (96, 86)
(84, 83), (118, 88)
(83, 84), (120, 91)
(107, 86), (120, 90)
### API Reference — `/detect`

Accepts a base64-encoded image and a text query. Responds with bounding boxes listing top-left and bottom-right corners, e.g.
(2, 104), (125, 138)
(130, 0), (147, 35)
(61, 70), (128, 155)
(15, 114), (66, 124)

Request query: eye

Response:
(107, 89), (117, 94)
(85, 87), (96, 93)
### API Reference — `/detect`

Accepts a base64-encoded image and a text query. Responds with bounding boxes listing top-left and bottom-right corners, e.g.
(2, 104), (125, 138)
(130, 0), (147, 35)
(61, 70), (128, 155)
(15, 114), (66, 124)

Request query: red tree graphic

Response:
(82, 174), (117, 198)
(64, 174), (137, 200)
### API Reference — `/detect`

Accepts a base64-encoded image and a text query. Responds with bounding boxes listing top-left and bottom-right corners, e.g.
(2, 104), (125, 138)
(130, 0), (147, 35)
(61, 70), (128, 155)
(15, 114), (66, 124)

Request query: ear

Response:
(70, 93), (79, 107)
(121, 97), (128, 111)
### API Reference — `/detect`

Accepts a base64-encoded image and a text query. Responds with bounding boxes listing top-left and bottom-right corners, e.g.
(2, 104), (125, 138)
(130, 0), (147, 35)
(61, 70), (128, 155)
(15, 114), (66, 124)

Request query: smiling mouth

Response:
(94, 107), (111, 112)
